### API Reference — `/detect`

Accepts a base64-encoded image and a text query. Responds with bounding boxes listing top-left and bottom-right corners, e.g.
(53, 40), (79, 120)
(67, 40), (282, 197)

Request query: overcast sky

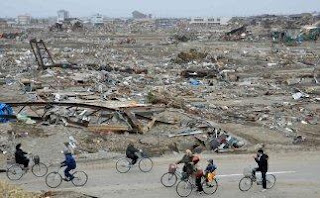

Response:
(1, 0), (320, 18)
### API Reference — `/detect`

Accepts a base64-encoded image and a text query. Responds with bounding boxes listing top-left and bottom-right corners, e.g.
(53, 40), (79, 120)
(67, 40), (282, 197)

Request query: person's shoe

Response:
(196, 190), (204, 194)
(196, 187), (204, 192)
(207, 183), (214, 187)
(23, 167), (29, 171)
(63, 177), (74, 182)
(261, 189), (267, 192)
(69, 176), (75, 181)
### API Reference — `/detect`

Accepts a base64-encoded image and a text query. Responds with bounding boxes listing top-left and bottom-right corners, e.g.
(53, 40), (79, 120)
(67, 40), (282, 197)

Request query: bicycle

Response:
(6, 154), (48, 180)
(161, 163), (182, 187)
(239, 168), (276, 191)
(116, 150), (153, 173)
(176, 171), (218, 197)
(45, 166), (88, 188)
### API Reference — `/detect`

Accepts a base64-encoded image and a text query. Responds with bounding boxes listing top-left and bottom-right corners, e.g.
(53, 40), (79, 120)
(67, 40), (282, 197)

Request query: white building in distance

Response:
(57, 10), (69, 23)
(17, 14), (31, 25)
(91, 14), (104, 26)
(190, 17), (231, 26)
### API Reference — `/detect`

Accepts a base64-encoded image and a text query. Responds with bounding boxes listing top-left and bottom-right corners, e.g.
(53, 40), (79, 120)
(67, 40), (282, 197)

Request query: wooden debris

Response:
(168, 130), (204, 138)
(124, 110), (144, 134)
(88, 125), (129, 133)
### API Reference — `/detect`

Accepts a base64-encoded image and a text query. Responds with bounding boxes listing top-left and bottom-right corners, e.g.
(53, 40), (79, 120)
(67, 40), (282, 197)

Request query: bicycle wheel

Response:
(202, 178), (218, 195)
(176, 180), (193, 197)
(116, 157), (131, 173)
(32, 162), (48, 177)
(239, 177), (253, 191)
(71, 171), (88, 187)
(161, 172), (177, 187)
(6, 164), (24, 180)
(139, 157), (153, 172)
(266, 174), (276, 189)
(45, 172), (62, 188)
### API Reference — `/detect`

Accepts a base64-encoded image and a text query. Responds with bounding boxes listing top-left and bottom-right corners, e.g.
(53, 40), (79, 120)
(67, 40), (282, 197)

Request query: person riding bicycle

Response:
(60, 149), (76, 181)
(15, 143), (29, 169)
(176, 149), (194, 180)
(252, 149), (268, 191)
(192, 155), (205, 192)
(126, 142), (140, 165)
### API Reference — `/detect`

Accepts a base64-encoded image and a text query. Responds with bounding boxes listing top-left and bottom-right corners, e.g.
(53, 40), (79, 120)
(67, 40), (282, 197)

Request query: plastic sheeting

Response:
(0, 103), (13, 123)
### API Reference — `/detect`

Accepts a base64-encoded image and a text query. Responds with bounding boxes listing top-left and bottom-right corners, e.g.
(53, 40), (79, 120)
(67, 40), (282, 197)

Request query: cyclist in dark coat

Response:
(126, 142), (139, 165)
(252, 149), (269, 190)
(15, 143), (29, 169)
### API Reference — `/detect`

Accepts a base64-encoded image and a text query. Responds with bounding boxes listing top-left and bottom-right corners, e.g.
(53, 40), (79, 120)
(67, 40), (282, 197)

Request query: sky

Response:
(1, 0), (320, 18)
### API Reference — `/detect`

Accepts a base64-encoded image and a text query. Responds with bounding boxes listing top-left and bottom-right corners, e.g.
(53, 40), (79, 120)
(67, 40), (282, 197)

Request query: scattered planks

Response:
(88, 125), (129, 134)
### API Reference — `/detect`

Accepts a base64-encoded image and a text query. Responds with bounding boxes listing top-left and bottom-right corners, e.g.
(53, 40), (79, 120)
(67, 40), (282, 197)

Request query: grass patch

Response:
(0, 180), (38, 198)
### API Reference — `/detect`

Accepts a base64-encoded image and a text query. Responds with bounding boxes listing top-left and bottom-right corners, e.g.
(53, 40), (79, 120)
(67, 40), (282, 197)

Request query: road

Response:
(1, 151), (320, 198)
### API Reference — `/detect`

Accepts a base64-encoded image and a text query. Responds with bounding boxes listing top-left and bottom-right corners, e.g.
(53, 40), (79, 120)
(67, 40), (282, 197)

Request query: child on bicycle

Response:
(194, 159), (217, 193)
(61, 149), (76, 181)
(15, 143), (29, 170)
(204, 159), (217, 181)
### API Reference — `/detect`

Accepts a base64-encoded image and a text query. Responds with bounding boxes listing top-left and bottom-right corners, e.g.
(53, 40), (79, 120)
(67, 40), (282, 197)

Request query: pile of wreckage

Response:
(222, 25), (249, 41)
(0, 38), (246, 155)
(49, 18), (84, 32)
(0, 101), (245, 154)
(0, 32), (27, 40)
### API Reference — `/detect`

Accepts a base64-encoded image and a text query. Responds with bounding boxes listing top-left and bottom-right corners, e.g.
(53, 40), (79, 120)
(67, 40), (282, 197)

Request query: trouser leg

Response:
(196, 176), (203, 191)
(23, 159), (29, 168)
(181, 165), (188, 180)
(127, 153), (139, 165)
(252, 167), (261, 179)
(64, 167), (72, 178)
(131, 154), (138, 165)
(252, 168), (257, 178)
(262, 172), (267, 189)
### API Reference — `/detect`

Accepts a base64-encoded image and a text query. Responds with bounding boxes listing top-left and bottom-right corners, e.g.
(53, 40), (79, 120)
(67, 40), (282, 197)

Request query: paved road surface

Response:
(1, 151), (320, 198)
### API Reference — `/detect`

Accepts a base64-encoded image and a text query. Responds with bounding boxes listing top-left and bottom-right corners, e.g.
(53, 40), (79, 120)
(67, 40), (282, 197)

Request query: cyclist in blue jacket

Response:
(61, 149), (76, 181)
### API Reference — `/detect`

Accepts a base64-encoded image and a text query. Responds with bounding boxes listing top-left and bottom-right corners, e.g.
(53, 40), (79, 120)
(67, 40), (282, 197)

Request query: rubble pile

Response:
(0, 13), (320, 160)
